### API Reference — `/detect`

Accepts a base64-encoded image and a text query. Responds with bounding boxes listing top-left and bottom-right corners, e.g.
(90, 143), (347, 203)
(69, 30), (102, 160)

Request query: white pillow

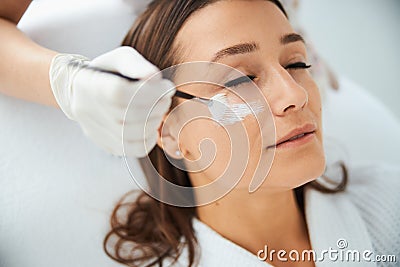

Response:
(322, 77), (400, 166)
(17, 0), (143, 58)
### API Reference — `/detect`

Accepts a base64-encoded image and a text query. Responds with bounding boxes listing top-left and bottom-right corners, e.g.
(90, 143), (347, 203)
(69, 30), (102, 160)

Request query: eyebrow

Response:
(281, 33), (305, 45)
(211, 33), (305, 62)
(211, 42), (259, 62)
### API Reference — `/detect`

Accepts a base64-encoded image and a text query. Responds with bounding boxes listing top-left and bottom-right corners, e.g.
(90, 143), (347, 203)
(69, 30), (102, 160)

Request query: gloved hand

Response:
(49, 46), (175, 157)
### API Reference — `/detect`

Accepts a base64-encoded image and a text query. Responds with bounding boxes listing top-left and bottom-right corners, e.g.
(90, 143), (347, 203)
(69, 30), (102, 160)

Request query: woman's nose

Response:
(264, 68), (308, 116)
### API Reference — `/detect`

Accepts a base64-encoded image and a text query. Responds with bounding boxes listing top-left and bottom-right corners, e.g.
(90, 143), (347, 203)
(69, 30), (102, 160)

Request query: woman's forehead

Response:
(175, 0), (292, 62)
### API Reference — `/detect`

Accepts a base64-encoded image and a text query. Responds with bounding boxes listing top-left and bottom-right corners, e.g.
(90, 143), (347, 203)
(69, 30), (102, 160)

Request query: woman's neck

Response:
(196, 188), (312, 261)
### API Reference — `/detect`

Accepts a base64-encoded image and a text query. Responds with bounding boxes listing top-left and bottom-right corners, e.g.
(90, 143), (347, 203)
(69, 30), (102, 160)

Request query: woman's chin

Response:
(260, 152), (326, 189)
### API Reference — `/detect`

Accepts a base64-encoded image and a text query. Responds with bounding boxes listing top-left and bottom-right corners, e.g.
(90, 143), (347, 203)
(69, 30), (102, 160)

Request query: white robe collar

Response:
(304, 185), (375, 267)
(185, 184), (376, 267)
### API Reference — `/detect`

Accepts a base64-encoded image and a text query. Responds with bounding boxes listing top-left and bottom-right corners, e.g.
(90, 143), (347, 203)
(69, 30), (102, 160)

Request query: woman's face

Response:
(160, 0), (326, 191)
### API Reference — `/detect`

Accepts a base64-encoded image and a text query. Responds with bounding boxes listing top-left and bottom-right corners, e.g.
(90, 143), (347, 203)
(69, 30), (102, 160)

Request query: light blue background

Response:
(299, 0), (400, 120)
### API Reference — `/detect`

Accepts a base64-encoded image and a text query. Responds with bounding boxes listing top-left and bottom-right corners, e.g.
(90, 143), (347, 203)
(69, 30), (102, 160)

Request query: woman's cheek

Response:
(181, 120), (232, 172)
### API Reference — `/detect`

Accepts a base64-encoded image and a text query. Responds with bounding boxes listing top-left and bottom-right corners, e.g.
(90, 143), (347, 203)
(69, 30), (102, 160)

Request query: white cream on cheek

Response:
(206, 93), (264, 126)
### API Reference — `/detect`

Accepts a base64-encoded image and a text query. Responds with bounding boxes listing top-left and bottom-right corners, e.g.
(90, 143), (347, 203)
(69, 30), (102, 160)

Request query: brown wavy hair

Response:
(103, 1), (348, 266)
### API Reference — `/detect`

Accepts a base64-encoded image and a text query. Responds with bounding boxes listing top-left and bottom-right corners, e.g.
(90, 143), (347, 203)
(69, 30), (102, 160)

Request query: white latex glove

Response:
(49, 46), (176, 157)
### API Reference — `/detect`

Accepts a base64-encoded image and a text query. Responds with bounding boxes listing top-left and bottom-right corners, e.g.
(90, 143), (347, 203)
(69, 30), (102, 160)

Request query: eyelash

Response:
(224, 75), (256, 88)
(285, 62), (312, 70)
(225, 62), (311, 88)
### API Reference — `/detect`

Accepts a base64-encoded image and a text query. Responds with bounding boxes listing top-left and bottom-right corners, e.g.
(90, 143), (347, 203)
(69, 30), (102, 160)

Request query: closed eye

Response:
(224, 75), (256, 88)
(285, 62), (312, 70)
(224, 62), (310, 89)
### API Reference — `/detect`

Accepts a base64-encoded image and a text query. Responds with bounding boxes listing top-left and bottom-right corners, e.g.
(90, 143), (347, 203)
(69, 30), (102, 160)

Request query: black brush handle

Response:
(84, 66), (140, 82)
(85, 66), (203, 101)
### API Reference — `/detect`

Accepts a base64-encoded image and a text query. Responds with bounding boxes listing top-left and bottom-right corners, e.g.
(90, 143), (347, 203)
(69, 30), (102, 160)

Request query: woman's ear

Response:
(157, 116), (184, 160)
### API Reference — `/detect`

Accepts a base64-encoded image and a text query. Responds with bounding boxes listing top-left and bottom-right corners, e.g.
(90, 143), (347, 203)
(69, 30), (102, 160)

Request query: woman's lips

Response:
(265, 123), (317, 150)
(267, 131), (316, 152)
(267, 131), (316, 149)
